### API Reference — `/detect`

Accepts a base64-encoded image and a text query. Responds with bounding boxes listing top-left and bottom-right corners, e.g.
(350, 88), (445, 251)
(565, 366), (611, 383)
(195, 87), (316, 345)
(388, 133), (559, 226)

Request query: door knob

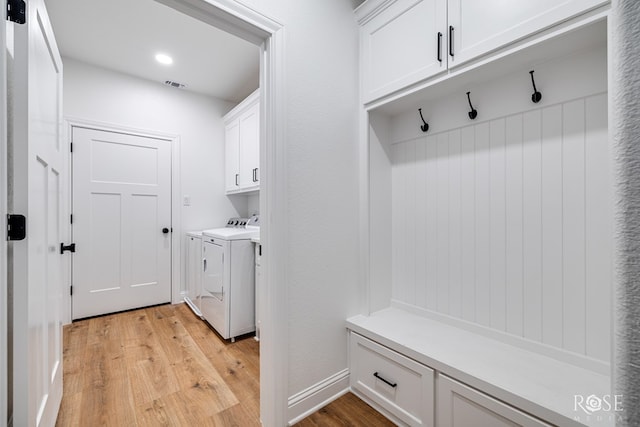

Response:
(162, 227), (170, 234)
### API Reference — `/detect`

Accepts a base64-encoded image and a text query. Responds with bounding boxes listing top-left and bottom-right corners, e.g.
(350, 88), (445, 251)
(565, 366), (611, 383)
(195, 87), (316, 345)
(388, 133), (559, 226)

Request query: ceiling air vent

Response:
(164, 80), (187, 89)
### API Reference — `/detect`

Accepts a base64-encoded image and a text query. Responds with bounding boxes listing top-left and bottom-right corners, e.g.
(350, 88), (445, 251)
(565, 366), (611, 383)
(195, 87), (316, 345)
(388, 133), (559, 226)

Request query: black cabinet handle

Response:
(60, 243), (76, 254)
(449, 26), (454, 57)
(162, 227), (170, 234)
(373, 372), (397, 388)
(235, 173), (239, 186)
(437, 32), (442, 63)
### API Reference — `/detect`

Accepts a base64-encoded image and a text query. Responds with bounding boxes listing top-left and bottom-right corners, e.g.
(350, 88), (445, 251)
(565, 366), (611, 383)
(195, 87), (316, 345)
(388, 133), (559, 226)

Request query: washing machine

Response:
(201, 216), (259, 341)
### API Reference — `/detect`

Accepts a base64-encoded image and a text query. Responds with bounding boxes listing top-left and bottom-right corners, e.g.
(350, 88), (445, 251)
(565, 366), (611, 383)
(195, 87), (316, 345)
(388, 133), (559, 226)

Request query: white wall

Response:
(237, 0), (361, 407)
(612, 0), (640, 423)
(62, 58), (246, 294)
(375, 46), (611, 365)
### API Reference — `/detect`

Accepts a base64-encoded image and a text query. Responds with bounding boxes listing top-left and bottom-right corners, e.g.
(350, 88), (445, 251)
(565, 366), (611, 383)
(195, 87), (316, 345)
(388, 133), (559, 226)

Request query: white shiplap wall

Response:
(390, 93), (610, 362)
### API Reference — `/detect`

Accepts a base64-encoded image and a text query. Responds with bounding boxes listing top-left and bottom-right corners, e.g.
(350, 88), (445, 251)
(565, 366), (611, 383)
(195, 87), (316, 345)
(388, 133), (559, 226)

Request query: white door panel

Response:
(448, 0), (607, 67)
(10, 0), (65, 424)
(202, 239), (227, 335)
(72, 127), (172, 319)
(361, 0), (447, 103)
(239, 102), (259, 188)
(225, 122), (240, 191)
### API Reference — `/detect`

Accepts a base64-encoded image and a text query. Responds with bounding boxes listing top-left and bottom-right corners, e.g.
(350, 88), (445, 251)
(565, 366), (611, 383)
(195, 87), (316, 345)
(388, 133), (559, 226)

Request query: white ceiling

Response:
(45, 0), (260, 103)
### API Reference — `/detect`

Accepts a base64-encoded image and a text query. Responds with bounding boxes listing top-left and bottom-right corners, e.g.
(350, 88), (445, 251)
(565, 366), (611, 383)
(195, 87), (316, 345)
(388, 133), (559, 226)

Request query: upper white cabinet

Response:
(224, 89), (260, 194)
(356, 0), (608, 103)
(359, 0), (447, 104)
(224, 121), (240, 192)
(448, 0), (607, 67)
(238, 101), (260, 189)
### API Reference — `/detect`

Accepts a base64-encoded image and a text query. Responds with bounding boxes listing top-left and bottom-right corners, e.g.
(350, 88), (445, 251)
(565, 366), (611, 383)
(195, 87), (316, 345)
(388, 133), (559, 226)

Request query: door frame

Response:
(0, 4), (7, 426)
(64, 117), (181, 322)
(152, 1), (288, 425)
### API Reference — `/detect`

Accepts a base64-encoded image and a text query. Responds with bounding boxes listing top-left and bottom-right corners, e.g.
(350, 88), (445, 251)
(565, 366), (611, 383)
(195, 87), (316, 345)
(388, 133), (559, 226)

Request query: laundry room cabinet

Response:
(356, 0), (608, 103)
(224, 89), (260, 194)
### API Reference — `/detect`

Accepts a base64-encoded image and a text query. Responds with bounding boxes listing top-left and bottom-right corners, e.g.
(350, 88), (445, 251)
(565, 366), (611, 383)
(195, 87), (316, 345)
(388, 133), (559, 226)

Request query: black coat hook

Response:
(529, 70), (542, 103)
(418, 108), (429, 132)
(466, 92), (478, 120)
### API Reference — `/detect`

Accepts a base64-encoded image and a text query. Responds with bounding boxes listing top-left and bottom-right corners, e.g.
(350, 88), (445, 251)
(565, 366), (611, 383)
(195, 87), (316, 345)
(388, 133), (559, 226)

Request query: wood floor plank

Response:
(293, 392), (395, 427)
(57, 303), (391, 427)
(210, 402), (261, 426)
(147, 308), (239, 415)
(173, 307), (260, 420)
(119, 311), (181, 405)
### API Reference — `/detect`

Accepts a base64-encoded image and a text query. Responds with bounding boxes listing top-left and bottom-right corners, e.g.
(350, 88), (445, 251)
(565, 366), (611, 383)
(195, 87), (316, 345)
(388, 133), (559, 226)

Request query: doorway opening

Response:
(44, 0), (287, 425)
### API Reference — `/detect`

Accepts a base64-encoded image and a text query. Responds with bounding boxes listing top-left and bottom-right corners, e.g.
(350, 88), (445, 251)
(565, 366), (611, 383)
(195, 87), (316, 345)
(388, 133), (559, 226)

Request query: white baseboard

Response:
(287, 369), (350, 425)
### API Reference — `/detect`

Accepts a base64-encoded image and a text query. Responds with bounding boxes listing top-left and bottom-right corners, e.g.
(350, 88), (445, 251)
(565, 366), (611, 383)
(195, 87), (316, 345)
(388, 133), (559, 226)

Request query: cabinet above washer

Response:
(224, 89), (260, 194)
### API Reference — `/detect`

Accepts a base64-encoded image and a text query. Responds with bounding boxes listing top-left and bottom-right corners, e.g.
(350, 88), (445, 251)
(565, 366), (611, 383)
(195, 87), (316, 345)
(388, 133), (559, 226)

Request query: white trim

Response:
(0, 6), (7, 426)
(223, 88), (260, 123)
(354, 0), (397, 25)
(287, 369), (351, 426)
(151, 2), (288, 426)
(259, 26), (289, 427)
(64, 117), (182, 323)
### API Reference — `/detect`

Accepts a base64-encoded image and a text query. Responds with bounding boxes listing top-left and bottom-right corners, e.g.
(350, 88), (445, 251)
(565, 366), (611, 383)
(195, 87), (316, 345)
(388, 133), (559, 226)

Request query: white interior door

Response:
(71, 127), (172, 319)
(9, 0), (65, 425)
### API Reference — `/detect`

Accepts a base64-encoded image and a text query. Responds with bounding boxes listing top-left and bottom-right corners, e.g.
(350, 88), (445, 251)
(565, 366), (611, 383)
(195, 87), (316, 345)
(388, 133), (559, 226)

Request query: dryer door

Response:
(202, 239), (228, 337)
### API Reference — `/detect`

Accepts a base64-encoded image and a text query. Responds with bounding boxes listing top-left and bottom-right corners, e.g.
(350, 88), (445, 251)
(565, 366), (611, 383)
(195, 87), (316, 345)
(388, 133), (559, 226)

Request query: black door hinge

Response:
(70, 214), (73, 224)
(70, 286), (73, 296)
(70, 142), (73, 153)
(60, 243), (76, 254)
(7, 214), (26, 241)
(7, 0), (25, 24)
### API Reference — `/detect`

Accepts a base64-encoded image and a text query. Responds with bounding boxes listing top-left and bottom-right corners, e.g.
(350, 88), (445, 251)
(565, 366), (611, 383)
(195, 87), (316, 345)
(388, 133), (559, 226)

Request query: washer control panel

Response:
(226, 217), (249, 228)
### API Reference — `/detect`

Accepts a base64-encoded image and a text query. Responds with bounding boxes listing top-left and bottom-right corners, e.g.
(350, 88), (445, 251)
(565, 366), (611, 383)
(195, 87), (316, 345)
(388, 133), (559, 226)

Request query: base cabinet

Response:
(349, 332), (554, 427)
(436, 375), (551, 427)
(350, 333), (434, 426)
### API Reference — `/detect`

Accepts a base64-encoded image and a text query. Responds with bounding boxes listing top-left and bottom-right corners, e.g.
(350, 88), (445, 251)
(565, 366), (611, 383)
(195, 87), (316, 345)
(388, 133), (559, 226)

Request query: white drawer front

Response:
(350, 332), (434, 426)
(437, 375), (552, 427)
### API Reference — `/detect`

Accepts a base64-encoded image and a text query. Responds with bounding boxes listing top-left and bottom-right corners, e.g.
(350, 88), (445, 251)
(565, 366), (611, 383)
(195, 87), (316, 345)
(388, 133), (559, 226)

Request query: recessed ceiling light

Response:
(155, 53), (173, 65)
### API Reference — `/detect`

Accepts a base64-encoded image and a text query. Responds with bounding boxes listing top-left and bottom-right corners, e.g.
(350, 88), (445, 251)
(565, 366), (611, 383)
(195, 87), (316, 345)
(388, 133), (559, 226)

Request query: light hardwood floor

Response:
(56, 303), (393, 426)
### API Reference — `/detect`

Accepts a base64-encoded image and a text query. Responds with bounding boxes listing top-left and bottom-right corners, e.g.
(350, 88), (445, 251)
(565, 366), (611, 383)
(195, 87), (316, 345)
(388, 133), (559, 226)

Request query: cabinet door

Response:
(239, 102), (260, 188)
(437, 375), (552, 427)
(225, 120), (240, 192)
(361, 0), (447, 104)
(447, 0), (607, 67)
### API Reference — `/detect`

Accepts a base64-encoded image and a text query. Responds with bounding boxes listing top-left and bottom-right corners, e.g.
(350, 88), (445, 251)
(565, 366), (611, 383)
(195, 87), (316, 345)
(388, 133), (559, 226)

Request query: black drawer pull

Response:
(373, 372), (397, 388)
(449, 25), (454, 57)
